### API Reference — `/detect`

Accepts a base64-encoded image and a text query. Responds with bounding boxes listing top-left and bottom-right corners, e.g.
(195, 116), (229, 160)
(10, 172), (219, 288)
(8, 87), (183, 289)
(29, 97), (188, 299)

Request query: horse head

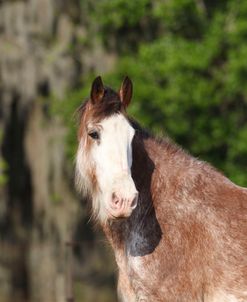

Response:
(76, 76), (138, 223)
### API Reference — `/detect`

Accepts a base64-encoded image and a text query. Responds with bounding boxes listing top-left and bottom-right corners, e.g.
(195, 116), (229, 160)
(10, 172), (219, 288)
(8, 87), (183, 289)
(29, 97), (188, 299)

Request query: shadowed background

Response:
(0, 0), (247, 301)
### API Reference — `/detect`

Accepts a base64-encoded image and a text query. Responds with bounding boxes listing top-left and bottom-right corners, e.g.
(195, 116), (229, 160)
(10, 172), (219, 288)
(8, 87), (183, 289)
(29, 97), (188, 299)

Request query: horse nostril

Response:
(112, 192), (120, 205)
(130, 193), (138, 209)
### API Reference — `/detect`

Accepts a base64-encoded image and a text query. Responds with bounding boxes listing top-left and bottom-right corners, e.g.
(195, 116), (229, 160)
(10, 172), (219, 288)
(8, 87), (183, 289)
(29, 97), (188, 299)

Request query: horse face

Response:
(90, 114), (138, 220)
(76, 77), (138, 223)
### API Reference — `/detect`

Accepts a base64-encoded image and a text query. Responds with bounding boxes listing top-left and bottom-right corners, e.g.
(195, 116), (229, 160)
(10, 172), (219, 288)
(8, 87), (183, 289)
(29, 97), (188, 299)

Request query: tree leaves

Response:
(60, 0), (247, 186)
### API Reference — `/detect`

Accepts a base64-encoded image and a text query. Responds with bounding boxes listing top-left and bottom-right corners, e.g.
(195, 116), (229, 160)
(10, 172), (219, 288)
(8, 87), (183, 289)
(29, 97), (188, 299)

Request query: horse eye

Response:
(88, 131), (100, 140)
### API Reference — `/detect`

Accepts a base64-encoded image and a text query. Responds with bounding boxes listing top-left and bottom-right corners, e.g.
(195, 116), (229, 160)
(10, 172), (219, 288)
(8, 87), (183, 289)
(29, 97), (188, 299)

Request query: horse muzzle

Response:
(108, 191), (138, 219)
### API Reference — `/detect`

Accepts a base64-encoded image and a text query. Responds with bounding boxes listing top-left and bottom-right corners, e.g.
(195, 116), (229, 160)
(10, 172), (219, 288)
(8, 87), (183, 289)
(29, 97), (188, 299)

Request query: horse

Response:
(75, 76), (247, 302)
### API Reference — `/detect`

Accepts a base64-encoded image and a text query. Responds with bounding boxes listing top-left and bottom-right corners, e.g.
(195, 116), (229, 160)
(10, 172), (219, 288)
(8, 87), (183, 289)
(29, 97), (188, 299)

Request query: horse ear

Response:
(119, 76), (133, 108)
(91, 76), (104, 104)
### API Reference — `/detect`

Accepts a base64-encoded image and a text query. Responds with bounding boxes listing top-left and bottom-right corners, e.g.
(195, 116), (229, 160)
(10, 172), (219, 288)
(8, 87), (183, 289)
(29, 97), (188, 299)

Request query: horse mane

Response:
(128, 116), (189, 162)
(76, 86), (122, 123)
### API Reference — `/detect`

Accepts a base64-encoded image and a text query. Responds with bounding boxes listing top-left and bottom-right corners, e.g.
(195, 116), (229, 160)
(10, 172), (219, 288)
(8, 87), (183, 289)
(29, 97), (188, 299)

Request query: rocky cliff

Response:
(0, 1), (116, 301)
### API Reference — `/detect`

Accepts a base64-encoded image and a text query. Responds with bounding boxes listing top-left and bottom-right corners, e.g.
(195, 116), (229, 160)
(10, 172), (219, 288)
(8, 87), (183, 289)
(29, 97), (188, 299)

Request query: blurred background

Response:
(0, 0), (247, 301)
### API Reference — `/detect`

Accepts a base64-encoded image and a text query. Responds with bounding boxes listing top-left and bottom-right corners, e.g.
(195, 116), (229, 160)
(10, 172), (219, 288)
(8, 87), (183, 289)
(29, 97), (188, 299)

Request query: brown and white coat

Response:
(76, 76), (247, 302)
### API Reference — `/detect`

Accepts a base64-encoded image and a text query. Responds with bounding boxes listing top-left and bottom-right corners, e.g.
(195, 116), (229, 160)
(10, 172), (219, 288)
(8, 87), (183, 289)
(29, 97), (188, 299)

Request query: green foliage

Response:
(0, 158), (8, 186)
(95, 0), (150, 28)
(58, 0), (247, 186)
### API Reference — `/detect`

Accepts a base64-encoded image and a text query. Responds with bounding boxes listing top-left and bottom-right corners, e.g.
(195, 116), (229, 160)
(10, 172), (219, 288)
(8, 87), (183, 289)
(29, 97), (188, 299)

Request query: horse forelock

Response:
(77, 86), (123, 129)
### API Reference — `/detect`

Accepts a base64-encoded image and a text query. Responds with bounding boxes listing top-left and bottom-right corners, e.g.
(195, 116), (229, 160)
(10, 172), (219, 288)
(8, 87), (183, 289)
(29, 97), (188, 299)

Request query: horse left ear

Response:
(119, 76), (133, 108)
(91, 76), (104, 104)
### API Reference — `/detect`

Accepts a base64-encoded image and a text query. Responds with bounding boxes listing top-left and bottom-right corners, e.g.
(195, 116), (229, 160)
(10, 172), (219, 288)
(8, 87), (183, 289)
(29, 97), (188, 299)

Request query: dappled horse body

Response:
(75, 76), (247, 302)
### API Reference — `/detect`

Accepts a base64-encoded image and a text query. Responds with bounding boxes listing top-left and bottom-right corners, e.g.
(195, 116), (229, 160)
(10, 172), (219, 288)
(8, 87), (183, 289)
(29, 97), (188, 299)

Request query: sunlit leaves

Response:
(58, 0), (247, 186)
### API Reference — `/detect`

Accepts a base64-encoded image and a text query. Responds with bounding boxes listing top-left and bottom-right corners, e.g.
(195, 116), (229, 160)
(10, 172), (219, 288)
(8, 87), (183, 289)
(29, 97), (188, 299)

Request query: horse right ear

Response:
(119, 76), (133, 109)
(91, 76), (104, 104)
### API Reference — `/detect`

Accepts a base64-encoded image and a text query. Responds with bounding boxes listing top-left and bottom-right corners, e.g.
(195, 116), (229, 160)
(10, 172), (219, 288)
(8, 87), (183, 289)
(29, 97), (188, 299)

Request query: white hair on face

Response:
(75, 139), (91, 196)
(75, 138), (104, 220)
(75, 113), (136, 223)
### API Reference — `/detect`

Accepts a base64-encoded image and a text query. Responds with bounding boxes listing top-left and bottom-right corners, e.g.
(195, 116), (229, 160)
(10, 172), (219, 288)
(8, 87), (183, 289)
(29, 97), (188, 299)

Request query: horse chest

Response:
(115, 250), (161, 301)
(124, 251), (164, 301)
(120, 253), (245, 302)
